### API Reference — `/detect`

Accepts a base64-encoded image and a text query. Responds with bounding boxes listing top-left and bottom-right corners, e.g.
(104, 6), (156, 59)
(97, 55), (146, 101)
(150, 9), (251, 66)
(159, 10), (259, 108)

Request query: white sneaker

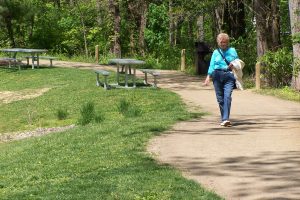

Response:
(220, 120), (232, 127)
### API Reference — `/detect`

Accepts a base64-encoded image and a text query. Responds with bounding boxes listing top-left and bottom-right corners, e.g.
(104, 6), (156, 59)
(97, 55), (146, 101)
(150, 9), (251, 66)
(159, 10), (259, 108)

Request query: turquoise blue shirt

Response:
(207, 47), (238, 76)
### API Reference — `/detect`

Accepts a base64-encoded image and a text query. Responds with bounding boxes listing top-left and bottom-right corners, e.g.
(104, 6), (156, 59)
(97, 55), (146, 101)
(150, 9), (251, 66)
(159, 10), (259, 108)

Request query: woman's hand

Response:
(203, 75), (210, 86)
(228, 63), (234, 70)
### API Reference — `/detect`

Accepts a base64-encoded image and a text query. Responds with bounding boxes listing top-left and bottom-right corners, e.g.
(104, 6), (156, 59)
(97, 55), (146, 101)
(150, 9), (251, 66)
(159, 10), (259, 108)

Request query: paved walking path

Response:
(42, 60), (300, 200)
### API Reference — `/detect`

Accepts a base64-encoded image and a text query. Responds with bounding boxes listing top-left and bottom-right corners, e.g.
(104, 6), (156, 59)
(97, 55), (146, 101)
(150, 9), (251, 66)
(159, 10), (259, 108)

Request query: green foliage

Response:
(0, 0), (36, 46)
(117, 98), (130, 114)
(255, 86), (300, 102)
(30, 3), (62, 49)
(145, 3), (169, 53)
(292, 32), (300, 44)
(279, 0), (293, 47)
(117, 98), (141, 118)
(260, 48), (293, 88)
(293, 57), (300, 77)
(146, 45), (182, 70)
(78, 101), (95, 125)
(243, 75), (256, 89)
(0, 0), (295, 78)
(0, 67), (222, 200)
(94, 113), (104, 123)
(56, 108), (68, 120)
(231, 34), (257, 75)
(185, 65), (197, 75)
(144, 3), (182, 70)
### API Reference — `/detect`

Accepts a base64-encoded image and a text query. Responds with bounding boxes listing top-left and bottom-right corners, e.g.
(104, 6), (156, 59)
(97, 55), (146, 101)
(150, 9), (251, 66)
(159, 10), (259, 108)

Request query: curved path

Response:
(42, 60), (300, 200)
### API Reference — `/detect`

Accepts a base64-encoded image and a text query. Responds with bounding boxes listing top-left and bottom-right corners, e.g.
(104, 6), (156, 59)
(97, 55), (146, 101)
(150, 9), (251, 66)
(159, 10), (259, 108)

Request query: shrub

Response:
(117, 99), (130, 114)
(260, 48), (293, 88)
(78, 101), (95, 125)
(94, 113), (104, 123)
(56, 108), (68, 120)
(231, 34), (257, 75)
(117, 99), (141, 118)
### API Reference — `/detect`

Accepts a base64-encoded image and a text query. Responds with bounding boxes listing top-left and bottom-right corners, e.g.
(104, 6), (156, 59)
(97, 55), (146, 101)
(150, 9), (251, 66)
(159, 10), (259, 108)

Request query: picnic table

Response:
(108, 58), (146, 88)
(0, 48), (48, 69)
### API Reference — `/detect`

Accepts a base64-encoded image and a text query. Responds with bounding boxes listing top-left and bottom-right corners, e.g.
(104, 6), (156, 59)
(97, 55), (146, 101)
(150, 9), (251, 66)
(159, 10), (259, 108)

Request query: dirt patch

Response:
(0, 87), (74, 142)
(0, 88), (51, 104)
(0, 125), (75, 142)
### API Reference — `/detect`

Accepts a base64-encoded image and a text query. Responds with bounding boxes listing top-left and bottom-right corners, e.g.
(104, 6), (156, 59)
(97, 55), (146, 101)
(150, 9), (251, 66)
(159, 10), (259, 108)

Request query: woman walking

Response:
(204, 33), (239, 127)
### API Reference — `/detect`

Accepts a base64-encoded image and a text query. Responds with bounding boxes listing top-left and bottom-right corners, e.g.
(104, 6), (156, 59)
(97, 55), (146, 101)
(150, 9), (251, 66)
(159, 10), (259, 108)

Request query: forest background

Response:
(0, 0), (300, 90)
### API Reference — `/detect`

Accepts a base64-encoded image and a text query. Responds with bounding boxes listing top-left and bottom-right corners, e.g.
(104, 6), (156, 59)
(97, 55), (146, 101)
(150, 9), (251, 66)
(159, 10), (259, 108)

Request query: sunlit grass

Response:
(0, 67), (220, 200)
(255, 86), (300, 102)
(231, 75), (300, 102)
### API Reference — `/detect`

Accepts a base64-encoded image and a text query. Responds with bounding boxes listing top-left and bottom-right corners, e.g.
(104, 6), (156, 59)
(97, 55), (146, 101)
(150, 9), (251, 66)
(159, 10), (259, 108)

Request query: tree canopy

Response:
(0, 0), (299, 89)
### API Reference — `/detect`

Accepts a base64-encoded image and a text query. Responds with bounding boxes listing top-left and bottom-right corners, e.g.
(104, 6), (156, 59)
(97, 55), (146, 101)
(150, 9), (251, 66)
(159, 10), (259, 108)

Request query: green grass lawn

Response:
(0, 67), (222, 199)
(255, 86), (300, 102)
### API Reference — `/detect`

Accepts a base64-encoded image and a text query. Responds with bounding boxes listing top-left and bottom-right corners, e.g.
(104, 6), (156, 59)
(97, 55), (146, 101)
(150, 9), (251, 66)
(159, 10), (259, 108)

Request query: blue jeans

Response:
(212, 70), (236, 122)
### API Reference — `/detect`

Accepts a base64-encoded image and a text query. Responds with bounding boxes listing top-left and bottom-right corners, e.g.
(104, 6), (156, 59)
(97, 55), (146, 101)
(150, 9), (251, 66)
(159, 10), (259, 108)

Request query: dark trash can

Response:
(195, 42), (211, 75)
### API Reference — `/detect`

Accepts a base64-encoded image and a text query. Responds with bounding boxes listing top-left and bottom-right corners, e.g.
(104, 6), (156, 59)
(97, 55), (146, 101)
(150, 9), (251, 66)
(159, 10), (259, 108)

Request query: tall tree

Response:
(254, 0), (281, 58)
(254, 0), (269, 57)
(54, 0), (61, 8)
(224, 0), (246, 39)
(213, 0), (225, 39)
(289, 0), (300, 90)
(0, 0), (34, 47)
(270, 0), (281, 50)
(75, 0), (89, 57)
(125, 0), (148, 56)
(196, 15), (204, 41)
(0, 1), (17, 47)
(169, 0), (176, 46)
(126, 0), (137, 55)
(138, 0), (148, 56)
(95, 0), (102, 25)
(108, 0), (121, 57)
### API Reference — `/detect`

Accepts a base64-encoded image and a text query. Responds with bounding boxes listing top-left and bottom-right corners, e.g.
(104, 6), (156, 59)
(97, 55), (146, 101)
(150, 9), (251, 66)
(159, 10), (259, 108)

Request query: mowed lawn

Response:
(0, 66), (222, 200)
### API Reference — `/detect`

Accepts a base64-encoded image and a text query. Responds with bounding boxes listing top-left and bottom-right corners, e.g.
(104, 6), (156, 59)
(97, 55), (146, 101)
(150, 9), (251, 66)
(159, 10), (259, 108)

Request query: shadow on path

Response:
(171, 151), (300, 200)
(40, 60), (300, 200)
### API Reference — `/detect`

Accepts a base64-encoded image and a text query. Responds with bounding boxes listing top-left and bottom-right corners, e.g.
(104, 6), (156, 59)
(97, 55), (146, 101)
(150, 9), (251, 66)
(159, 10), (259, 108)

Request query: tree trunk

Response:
(54, 0), (61, 8)
(254, 0), (281, 57)
(68, 0), (75, 7)
(188, 20), (193, 41)
(214, 7), (224, 33)
(289, 0), (300, 90)
(96, 0), (103, 25)
(225, 0), (246, 39)
(4, 16), (15, 47)
(75, 1), (89, 57)
(129, 28), (135, 55)
(269, 0), (281, 50)
(213, 1), (225, 41)
(254, 0), (269, 58)
(125, 0), (148, 56)
(139, 1), (147, 57)
(80, 16), (89, 57)
(127, 0), (137, 56)
(196, 15), (205, 42)
(255, 0), (282, 87)
(169, 0), (176, 46)
(29, 15), (34, 41)
(108, 0), (121, 58)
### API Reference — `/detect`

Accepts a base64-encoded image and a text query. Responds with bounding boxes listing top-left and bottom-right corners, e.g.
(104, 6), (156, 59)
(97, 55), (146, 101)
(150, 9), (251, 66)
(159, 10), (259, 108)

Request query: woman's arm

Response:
(204, 50), (217, 86)
(207, 50), (217, 76)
